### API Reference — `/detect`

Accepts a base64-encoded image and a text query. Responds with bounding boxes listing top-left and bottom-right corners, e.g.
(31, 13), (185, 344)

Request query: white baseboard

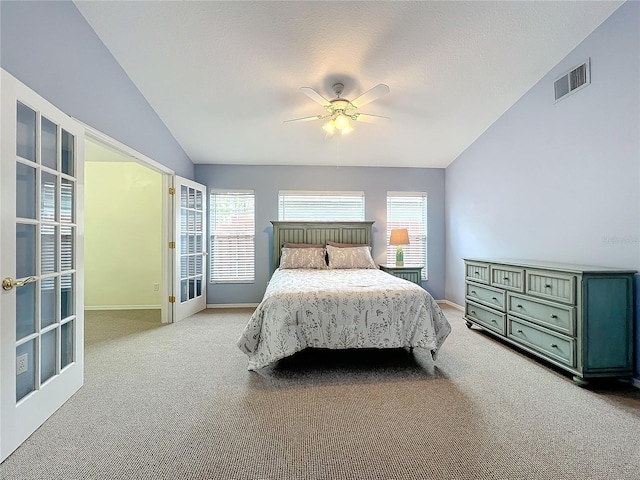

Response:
(632, 378), (640, 390)
(440, 300), (464, 311)
(85, 305), (161, 311)
(207, 303), (259, 309)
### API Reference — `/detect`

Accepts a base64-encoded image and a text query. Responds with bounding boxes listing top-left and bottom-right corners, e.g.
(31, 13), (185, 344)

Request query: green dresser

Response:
(464, 258), (636, 385)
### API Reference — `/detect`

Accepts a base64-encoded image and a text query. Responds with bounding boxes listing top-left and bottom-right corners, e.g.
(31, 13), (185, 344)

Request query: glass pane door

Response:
(14, 104), (78, 401)
(1, 70), (84, 461)
(173, 176), (207, 321)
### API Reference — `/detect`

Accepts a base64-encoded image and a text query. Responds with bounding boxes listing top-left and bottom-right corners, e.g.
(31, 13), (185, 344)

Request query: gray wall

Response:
(195, 164), (445, 304)
(0, 0), (193, 178)
(445, 2), (640, 376)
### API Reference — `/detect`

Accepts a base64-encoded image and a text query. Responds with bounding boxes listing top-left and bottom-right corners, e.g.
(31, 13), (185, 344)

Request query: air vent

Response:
(554, 59), (590, 102)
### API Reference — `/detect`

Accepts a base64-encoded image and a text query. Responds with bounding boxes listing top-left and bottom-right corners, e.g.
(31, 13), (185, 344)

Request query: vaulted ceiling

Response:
(74, 1), (622, 168)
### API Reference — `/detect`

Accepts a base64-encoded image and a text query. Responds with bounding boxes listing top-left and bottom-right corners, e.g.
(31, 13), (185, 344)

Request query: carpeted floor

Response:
(1, 306), (639, 480)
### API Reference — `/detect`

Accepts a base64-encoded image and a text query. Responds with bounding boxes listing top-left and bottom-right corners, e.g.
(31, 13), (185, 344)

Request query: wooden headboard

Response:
(271, 221), (374, 272)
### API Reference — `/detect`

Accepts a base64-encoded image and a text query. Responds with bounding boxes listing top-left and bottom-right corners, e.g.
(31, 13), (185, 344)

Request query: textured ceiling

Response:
(74, 1), (622, 168)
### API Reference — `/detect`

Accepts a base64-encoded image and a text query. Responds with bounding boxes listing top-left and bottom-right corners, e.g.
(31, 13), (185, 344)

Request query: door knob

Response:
(2, 276), (36, 291)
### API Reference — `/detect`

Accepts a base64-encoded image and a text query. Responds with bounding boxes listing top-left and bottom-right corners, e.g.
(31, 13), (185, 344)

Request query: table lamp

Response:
(389, 228), (410, 266)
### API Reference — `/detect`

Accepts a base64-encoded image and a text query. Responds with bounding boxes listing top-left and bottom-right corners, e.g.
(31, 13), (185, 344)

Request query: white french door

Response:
(172, 176), (207, 321)
(0, 70), (85, 461)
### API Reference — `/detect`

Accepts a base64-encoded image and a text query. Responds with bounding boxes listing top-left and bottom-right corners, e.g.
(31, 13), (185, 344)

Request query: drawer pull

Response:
(471, 290), (477, 294)
(491, 319), (497, 324)
(516, 329), (524, 334)
(474, 271), (480, 275)
(516, 304), (523, 308)
(491, 296), (498, 301)
(471, 310), (476, 315)
(550, 314), (558, 319)
(550, 343), (558, 348)
(545, 284), (552, 288)
(503, 277), (509, 281)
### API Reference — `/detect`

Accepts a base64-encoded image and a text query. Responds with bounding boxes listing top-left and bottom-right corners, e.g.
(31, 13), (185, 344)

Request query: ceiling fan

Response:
(284, 82), (391, 136)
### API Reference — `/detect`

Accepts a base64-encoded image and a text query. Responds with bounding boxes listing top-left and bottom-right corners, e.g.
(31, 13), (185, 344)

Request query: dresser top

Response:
(463, 258), (637, 274)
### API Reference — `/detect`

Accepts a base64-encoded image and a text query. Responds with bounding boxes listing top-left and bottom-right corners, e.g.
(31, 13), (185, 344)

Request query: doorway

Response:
(83, 130), (174, 324)
(84, 140), (163, 318)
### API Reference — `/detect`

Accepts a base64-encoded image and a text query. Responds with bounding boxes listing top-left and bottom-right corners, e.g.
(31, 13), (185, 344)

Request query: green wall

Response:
(85, 142), (163, 309)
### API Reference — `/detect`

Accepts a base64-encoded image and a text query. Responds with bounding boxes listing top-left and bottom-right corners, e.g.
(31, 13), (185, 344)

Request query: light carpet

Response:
(1, 306), (639, 480)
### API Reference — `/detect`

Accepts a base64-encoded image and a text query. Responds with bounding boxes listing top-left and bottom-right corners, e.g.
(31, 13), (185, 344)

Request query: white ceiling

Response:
(74, 1), (622, 168)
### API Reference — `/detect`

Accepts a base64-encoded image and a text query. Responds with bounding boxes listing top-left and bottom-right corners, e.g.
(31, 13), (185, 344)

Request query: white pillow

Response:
(326, 245), (376, 269)
(279, 247), (327, 269)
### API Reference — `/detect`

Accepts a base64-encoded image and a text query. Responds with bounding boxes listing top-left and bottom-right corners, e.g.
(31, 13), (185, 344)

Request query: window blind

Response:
(278, 191), (365, 221)
(386, 192), (428, 280)
(210, 191), (255, 283)
(41, 180), (74, 288)
(41, 181), (57, 276)
(60, 182), (74, 279)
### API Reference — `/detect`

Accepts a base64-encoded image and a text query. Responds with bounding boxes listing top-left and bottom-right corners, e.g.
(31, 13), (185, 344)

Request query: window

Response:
(386, 192), (427, 280)
(209, 190), (255, 283)
(278, 191), (365, 221)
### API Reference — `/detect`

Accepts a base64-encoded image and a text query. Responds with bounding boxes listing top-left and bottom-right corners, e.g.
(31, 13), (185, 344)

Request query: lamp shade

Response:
(322, 121), (335, 134)
(389, 228), (410, 245)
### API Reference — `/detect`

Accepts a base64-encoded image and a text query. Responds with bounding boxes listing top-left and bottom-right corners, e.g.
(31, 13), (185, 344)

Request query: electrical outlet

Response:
(153, 283), (160, 292)
(16, 353), (28, 375)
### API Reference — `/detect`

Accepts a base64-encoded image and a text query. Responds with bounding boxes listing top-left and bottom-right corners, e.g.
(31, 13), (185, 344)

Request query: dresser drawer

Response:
(507, 293), (576, 336)
(466, 301), (506, 335)
(466, 262), (490, 284)
(508, 317), (576, 367)
(491, 265), (525, 292)
(526, 270), (576, 304)
(466, 282), (506, 312)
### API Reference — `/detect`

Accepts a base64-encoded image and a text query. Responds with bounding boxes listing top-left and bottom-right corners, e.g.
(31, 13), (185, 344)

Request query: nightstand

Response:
(379, 264), (424, 286)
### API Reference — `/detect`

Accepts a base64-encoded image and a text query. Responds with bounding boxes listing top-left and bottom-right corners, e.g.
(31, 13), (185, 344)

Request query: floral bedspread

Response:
(237, 268), (452, 371)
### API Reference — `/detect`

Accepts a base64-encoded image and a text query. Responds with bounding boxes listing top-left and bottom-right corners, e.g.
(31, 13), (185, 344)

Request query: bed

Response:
(237, 221), (452, 371)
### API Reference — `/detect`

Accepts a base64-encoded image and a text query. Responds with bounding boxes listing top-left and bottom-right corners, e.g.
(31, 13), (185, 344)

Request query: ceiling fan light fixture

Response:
(334, 113), (349, 129)
(322, 121), (335, 134)
(286, 82), (390, 136)
(340, 124), (353, 135)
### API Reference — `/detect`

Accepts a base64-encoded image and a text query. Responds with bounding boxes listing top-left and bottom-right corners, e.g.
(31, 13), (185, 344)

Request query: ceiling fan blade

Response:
(300, 87), (332, 107)
(283, 114), (330, 123)
(351, 113), (391, 123)
(350, 84), (390, 109)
